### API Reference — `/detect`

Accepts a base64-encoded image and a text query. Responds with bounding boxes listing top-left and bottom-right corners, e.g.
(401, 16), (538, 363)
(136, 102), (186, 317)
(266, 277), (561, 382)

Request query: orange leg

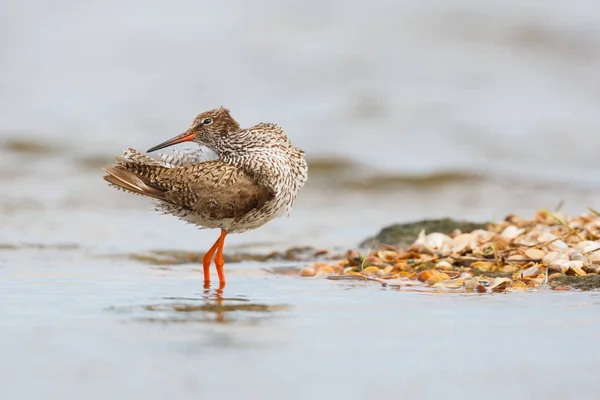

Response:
(214, 229), (228, 285)
(202, 235), (222, 286)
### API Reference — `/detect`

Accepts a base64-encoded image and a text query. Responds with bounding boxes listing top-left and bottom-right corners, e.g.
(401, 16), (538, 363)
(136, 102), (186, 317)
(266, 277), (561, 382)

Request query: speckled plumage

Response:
(103, 107), (308, 234)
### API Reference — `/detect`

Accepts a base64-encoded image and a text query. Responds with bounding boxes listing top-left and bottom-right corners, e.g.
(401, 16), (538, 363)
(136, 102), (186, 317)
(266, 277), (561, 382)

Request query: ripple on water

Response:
(109, 286), (289, 325)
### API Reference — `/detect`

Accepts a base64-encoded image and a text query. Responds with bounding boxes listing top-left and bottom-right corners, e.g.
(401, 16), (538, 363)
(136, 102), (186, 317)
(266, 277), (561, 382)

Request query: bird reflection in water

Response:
(202, 282), (226, 323)
(130, 283), (287, 325)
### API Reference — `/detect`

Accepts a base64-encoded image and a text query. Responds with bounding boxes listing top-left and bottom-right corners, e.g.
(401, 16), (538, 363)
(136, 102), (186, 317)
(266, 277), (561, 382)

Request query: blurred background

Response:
(2, 0), (600, 251)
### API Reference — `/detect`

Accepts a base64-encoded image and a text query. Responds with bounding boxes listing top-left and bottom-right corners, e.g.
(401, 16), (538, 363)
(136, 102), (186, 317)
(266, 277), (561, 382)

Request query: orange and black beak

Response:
(147, 129), (196, 152)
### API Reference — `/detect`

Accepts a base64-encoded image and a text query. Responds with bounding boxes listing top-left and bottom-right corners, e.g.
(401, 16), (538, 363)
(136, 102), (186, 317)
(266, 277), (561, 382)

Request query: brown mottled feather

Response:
(102, 166), (165, 200)
(103, 159), (273, 222)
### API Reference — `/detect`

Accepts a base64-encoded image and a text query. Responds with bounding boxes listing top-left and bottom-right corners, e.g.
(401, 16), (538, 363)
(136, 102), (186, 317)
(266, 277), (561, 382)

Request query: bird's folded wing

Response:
(159, 161), (274, 220)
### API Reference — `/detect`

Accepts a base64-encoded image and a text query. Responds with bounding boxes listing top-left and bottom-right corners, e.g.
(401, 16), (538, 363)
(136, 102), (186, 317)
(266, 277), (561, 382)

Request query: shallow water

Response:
(2, 0), (600, 399)
(2, 253), (600, 400)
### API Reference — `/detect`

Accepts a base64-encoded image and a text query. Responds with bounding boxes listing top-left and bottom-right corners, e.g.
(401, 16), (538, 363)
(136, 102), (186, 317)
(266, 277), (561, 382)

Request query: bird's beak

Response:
(147, 129), (196, 152)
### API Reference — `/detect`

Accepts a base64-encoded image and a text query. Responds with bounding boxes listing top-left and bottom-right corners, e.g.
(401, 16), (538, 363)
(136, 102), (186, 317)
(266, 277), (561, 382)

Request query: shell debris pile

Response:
(300, 210), (600, 292)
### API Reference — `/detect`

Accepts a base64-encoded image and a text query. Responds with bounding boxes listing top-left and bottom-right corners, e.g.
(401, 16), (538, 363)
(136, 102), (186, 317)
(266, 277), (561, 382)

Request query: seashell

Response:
(343, 267), (356, 274)
(436, 260), (453, 270)
(448, 228), (464, 238)
(510, 280), (528, 291)
(582, 264), (600, 274)
(451, 243), (468, 254)
(418, 254), (436, 263)
(568, 260), (584, 268)
(548, 258), (574, 271)
(505, 214), (527, 225)
(366, 255), (383, 265)
(500, 264), (520, 273)
(451, 233), (475, 249)
(520, 264), (540, 278)
(471, 261), (496, 272)
(491, 235), (510, 250)
(426, 233), (453, 246)
(464, 277), (479, 291)
(413, 229), (427, 246)
(574, 241), (600, 253)
(564, 266), (586, 276)
(489, 277), (512, 293)
(542, 251), (568, 265)
(514, 236), (539, 247)
(570, 252), (586, 261)
(538, 231), (557, 242)
(317, 266), (335, 275)
(568, 219), (584, 229)
(524, 248), (546, 259)
(300, 266), (317, 277)
(417, 269), (439, 282)
(331, 264), (344, 274)
(377, 250), (398, 263)
(518, 277), (540, 287)
(409, 230), (438, 255)
(383, 266), (394, 274)
(475, 284), (488, 293)
(471, 229), (496, 242)
(501, 225), (525, 239)
(361, 266), (380, 275)
(585, 221), (600, 239)
(442, 279), (464, 289)
(588, 252), (600, 263)
(452, 233), (477, 244)
(426, 272), (451, 285)
(430, 282), (447, 289)
(392, 262), (409, 272)
(507, 254), (527, 262)
(548, 240), (569, 251)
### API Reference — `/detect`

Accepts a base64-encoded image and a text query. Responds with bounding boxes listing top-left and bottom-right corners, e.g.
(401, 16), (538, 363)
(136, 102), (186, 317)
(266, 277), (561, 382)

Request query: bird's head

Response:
(147, 107), (240, 152)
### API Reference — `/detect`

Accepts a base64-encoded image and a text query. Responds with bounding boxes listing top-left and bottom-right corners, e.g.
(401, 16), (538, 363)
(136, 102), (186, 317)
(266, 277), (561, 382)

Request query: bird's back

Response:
(103, 149), (274, 230)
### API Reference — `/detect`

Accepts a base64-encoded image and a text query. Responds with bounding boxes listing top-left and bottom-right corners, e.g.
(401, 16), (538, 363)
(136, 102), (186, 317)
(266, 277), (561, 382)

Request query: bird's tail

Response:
(102, 148), (167, 200)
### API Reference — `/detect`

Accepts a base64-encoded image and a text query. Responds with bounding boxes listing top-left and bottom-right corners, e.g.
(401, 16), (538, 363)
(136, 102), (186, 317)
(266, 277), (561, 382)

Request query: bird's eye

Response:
(203, 118), (213, 125)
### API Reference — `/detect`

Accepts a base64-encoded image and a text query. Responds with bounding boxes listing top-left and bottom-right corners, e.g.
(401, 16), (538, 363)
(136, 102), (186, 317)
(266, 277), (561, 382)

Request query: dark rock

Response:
(360, 218), (490, 249)
(549, 275), (600, 291)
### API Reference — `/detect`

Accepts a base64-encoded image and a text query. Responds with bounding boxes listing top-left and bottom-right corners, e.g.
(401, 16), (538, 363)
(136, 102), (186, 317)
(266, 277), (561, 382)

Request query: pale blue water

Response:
(2, 255), (600, 400)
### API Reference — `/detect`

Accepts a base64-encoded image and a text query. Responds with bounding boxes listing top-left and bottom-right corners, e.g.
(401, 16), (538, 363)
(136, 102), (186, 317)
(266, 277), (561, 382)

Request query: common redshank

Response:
(103, 107), (308, 286)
